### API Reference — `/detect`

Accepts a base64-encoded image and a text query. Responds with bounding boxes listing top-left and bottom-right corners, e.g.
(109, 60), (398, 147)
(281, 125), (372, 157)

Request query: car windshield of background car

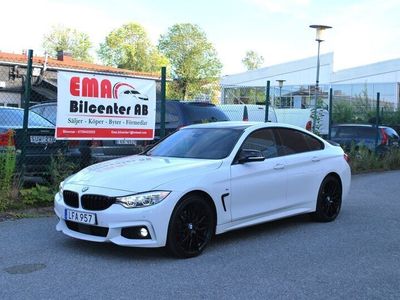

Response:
(0, 109), (54, 128)
(146, 128), (244, 159)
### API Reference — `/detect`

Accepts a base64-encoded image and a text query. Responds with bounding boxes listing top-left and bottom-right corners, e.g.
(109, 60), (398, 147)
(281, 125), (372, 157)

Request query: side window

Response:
(358, 127), (375, 139)
(166, 105), (180, 123)
(303, 132), (324, 151)
(336, 127), (356, 138)
(276, 128), (323, 155)
(155, 104), (180, 124)
(241, 128), (278, 158)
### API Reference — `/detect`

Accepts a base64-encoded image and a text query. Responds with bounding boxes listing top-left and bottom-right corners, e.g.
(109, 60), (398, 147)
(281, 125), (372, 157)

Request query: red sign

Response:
(56, 71), (156, 140)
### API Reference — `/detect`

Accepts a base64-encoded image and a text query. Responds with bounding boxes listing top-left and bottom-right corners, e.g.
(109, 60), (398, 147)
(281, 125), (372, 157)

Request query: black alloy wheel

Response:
(312, 175), (342, 222)
(167, 195), (215, 258)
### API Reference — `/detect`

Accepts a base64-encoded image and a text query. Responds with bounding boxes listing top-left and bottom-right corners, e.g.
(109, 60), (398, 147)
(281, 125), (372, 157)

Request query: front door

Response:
(230, 128), (287, 221)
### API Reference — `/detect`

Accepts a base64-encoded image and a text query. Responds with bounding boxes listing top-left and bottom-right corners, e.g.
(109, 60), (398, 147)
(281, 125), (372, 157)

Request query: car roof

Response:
(184, 121), (314, 132)
(0, 106), (22, 110)
(332, 123), (392, 129)
(183, 121), (254, 130)
(30, 101), (57, 108)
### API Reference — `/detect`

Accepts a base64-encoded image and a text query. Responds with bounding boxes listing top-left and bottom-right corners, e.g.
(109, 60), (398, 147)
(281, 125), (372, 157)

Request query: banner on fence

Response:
(56, 71), (156, 140)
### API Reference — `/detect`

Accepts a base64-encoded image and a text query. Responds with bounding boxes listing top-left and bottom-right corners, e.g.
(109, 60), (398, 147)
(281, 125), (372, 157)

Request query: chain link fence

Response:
(0, 53), (78, 204)
(164, 78), (221, 103)
(220, 83), (400, 130)
(0, 53), (153, 209)
(1, 52), (400, 210)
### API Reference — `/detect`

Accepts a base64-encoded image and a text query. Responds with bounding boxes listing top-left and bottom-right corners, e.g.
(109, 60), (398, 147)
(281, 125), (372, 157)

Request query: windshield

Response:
(146, 128), (244, 159)
(0, 109), (54, 128)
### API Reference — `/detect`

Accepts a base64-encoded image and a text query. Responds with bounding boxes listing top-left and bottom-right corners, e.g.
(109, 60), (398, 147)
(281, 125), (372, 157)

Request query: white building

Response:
(221, 53), (400, 109)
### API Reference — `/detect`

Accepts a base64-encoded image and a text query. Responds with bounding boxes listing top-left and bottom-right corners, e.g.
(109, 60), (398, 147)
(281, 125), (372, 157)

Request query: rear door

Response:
(274, 128), (325, 209)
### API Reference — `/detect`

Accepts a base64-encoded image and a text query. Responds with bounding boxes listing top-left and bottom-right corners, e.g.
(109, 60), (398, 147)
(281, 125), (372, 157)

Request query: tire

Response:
(312, 175), (342, 222)
(167, 194), (215, 258)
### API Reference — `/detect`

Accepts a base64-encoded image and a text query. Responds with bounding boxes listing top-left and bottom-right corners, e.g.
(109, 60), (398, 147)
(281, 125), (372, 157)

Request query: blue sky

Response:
(2, 0), (400, 75)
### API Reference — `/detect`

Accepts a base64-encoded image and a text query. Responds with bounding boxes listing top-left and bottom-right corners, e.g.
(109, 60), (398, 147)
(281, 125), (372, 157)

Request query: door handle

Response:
(274, 163), (285, 170)
(312, 156), (320, 162)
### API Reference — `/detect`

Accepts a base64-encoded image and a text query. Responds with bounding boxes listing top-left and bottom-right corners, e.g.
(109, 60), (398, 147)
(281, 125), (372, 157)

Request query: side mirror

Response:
(238, 149), (265, 164)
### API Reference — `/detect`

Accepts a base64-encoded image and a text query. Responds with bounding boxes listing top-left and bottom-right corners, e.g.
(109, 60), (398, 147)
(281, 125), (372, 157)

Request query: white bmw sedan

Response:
(55, 122), (351, 258)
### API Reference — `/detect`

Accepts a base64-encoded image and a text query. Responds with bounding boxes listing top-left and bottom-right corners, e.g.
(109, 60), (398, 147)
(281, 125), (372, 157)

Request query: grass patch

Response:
(0, 149), (78, 212)
(348, 147), (400, 173)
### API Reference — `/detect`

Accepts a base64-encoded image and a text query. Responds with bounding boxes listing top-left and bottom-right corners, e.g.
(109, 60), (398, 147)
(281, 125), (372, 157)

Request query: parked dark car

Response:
(30, 100), (229, 165)
(154, 100), (230, 139)
(30, 102), (142, 165)
(330, 124), (399, 153)
(0, 107), (68, 182)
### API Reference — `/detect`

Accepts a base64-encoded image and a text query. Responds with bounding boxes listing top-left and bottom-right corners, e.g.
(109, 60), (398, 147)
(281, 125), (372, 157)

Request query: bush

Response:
(381, 149), (400, 170)
(48, 150), (78, 192)
(17, 152), (78, 207)
(20, 184), (53, 206)
(0, 148), (80, 210)
(348, 146), (400, 173)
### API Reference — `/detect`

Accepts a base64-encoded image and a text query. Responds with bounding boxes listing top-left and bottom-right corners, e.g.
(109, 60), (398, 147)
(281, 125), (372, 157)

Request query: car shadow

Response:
(62, 238), (170, 261)
(60, 214), (313, 261)
(211, 214), (312, 247)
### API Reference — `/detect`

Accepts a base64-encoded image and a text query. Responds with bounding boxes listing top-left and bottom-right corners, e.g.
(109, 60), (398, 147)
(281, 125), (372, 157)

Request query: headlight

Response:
(116, 191), (170, 208)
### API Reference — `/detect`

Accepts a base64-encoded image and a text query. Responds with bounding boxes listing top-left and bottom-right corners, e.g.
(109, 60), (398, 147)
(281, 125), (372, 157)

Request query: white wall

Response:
(221, 53), (334, 87)
(220, 53), (400, 108)
(332, 58), (400, 84)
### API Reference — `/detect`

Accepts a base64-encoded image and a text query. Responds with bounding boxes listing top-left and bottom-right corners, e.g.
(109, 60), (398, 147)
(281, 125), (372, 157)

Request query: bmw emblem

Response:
(82, 186), (89, 193)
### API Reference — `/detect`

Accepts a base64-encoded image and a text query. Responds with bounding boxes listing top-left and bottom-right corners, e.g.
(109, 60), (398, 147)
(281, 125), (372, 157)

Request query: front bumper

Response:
(54, 186), (177, 248)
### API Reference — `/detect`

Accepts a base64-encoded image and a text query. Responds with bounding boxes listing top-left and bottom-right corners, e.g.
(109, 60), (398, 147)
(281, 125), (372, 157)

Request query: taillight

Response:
(344, 153), (350, 163)
(306, 120), (312, 131)
(380, 128), (388, 145)
(0, 130), (15, 147)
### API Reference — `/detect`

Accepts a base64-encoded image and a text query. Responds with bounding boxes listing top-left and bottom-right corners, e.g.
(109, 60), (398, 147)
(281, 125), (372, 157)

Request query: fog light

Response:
(140, 228), (148, 237)
(121, 226), (151, 239)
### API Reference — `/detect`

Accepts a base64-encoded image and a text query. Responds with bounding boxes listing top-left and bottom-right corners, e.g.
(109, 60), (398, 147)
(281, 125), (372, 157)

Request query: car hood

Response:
(65, 155), (223, 192)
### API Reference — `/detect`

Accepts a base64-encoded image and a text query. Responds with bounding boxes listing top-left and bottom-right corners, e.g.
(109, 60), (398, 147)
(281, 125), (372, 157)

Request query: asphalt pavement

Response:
(1, 171), (399, 299)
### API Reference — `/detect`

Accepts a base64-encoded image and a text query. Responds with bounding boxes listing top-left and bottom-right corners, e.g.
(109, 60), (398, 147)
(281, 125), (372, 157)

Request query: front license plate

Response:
(30, 135), (56, 144)
(64, 209), (96, 225)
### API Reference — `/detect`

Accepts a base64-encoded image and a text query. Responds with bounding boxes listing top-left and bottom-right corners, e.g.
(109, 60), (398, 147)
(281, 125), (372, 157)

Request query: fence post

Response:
(328, 87), (333, 140)
(160, 67), (166, 139)
(265, 80), (270, 122)
(20, 49), (33, 181)
(374, 92), (380, 152)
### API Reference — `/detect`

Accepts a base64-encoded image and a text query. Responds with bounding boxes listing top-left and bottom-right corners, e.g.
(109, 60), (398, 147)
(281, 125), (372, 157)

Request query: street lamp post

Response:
(276, 80), (286, 108)
(309, 24), (332, 132)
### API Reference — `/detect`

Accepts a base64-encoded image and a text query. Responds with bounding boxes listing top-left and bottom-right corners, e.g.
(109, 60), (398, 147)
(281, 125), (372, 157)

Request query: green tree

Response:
(158, 23), (222, 100)
(98, 22), (168, 73)
(242, 50), (264, 70)
(42, 25), (93, 62)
